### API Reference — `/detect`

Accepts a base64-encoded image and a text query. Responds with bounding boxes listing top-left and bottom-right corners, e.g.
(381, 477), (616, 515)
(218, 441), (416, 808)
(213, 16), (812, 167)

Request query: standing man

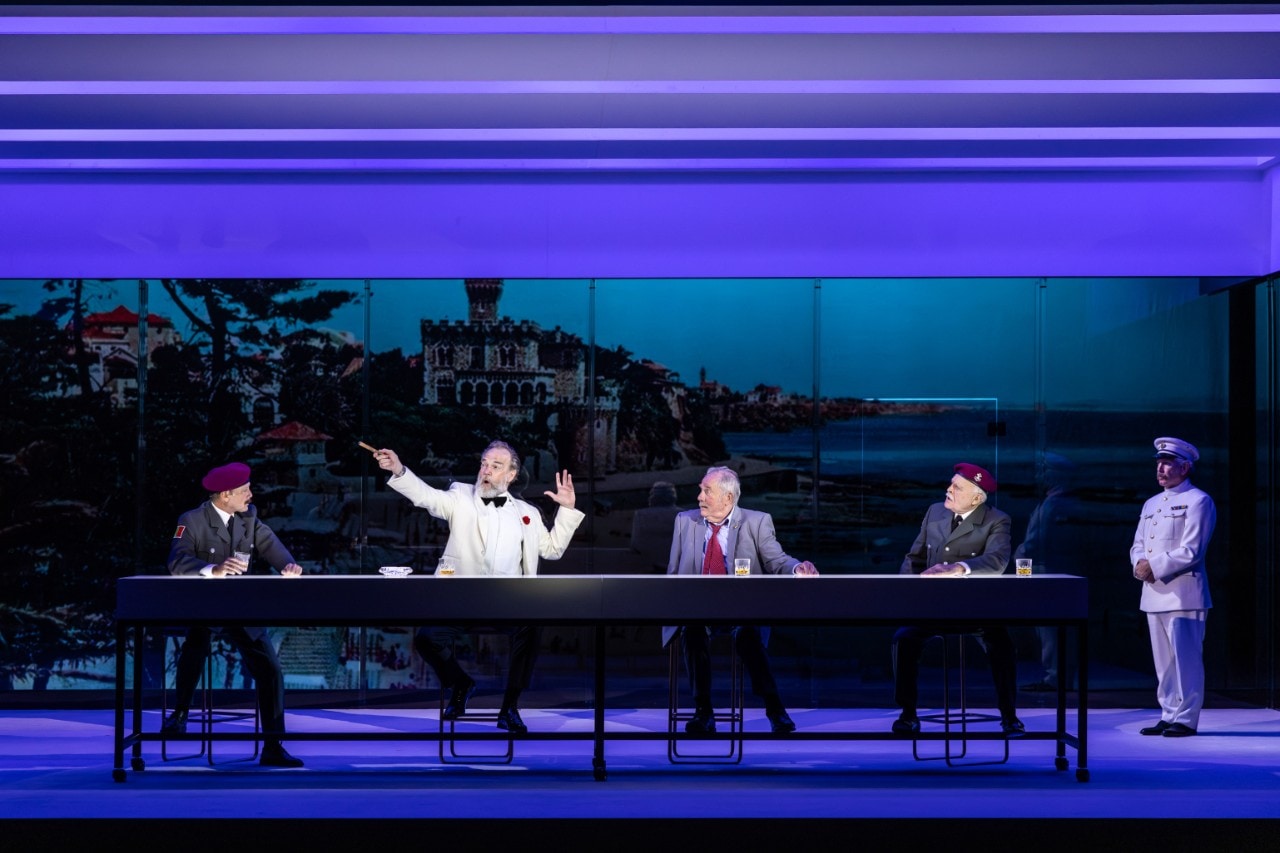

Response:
(1131, 437), (1215, 738)
(664, 466), (818, 734)
(375, 441), (583, 734)
(165, 462), (305, 768)
(1016, 452), (1082, 692)
(892, 463), (1023, 736)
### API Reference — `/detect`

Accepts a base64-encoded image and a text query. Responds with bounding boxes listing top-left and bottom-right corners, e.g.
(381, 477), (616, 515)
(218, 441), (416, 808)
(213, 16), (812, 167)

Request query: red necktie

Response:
(702, 522), (726, 574)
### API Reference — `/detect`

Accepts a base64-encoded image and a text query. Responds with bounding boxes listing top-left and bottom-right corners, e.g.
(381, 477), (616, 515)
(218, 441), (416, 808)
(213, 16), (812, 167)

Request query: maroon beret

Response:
(201, 462), (250, 493)
(954, 462), (996, 493)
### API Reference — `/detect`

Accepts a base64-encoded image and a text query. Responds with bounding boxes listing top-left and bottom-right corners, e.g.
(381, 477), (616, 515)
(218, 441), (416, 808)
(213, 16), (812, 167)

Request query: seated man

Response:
(892, 462), (1024, 736)
(164, 462), (305, 768)
(374, 440), (583, 734)
(664, 466), (818, 734)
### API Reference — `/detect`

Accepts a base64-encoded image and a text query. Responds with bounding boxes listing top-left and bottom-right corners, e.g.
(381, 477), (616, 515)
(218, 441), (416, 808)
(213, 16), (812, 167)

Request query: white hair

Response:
(704, 466), (741, 502)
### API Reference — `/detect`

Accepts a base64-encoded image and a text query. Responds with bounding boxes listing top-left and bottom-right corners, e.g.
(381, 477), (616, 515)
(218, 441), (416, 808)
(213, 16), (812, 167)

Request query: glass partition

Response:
(0, 275), (1263, 711)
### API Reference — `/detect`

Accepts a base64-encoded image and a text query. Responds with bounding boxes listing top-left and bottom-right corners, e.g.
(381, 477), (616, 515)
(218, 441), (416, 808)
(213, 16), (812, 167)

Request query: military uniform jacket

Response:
(168, 501), (296, 577)
(900, 501), (1011, 576)
(1129, 479), (1215, 613)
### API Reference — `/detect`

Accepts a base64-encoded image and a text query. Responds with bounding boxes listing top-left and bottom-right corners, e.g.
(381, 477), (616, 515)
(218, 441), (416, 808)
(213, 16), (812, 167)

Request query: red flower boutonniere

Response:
(522, 516), (531, 525)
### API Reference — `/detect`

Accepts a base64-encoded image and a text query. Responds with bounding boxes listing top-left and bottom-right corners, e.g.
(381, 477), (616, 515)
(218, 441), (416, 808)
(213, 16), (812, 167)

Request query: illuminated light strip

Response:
(1, 13), (1280, 36)
(0, 157), (1268, 172)
(2, 128), (1278, 142)
(3, 79), (1280, 95)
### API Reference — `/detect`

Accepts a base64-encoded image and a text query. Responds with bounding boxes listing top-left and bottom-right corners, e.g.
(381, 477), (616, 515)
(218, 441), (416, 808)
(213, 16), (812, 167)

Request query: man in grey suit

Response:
(891, 462), (1023, 736)
(375, 440), (583, 734)
(664, 466), (818, 734)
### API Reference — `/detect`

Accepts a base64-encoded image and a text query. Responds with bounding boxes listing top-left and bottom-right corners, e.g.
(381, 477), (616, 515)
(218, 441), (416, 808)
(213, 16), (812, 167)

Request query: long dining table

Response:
(113, 573), (1090, 781)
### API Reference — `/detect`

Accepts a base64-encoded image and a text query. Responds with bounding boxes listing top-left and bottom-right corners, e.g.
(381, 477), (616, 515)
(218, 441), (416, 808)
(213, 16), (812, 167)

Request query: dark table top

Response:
(116, 573), (1088, 626)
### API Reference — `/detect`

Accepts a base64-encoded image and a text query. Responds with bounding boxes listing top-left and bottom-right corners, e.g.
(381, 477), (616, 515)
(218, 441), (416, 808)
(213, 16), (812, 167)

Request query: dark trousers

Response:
(892, 624), (1018, 719)
(680, 624), (784, 712)
(171, 625), (288, 741)
(414, 625), (541, 710)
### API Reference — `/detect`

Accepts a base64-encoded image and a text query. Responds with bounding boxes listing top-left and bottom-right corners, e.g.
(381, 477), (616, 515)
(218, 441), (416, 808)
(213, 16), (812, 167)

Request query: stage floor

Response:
(2, 706), (1278, 825)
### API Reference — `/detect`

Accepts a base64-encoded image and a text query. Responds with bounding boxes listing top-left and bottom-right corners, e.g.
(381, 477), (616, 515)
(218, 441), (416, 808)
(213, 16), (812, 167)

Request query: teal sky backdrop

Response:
(1, 277), (1225, 411)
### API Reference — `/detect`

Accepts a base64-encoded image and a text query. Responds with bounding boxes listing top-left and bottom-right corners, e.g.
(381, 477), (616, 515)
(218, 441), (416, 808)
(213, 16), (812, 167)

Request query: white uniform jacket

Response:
(1129, 479), (1215, 613)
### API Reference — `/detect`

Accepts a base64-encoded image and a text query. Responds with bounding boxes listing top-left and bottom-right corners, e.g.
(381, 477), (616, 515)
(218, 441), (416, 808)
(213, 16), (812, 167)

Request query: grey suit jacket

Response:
(900, 501), (1011, 576)
(662, 506), (800, 647)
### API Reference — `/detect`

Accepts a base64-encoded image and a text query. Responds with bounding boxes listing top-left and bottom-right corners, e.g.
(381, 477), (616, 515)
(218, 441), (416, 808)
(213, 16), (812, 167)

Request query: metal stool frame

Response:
(436, 631), (515, 765)
(912, 633), (1010, 767)
(160, 632), (260, 765)
(667, 632), (745, 764)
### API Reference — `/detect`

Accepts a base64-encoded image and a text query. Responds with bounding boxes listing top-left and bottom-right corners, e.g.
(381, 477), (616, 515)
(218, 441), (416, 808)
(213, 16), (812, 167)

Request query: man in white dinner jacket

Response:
(375, 441), (583, 733)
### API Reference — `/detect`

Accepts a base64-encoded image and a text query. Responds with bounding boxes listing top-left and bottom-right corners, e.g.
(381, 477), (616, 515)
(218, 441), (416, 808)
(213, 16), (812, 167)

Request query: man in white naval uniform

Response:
(374, 440), (583, 734)
(1130, 437), (1216, 738)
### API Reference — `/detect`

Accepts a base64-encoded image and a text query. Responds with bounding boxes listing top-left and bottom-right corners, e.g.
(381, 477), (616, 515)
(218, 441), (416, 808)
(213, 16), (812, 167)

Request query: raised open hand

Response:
(545, 470), (576, 508)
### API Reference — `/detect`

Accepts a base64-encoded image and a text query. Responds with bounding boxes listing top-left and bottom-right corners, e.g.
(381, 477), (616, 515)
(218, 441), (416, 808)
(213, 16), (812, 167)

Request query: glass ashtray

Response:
(378, 566), (413, 577)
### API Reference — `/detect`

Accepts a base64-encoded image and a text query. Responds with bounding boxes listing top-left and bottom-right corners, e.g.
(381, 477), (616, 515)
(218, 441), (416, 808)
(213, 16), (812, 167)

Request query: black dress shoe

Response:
(160, 709), (189, 735)
(1140, 720), (1172, 736)
(259, 745), (304, 768)
(891, 714), (920, 735)
(442, 676), (476, 721)
(1001, 716), (1026, 735)
(684, 709), (716, 734)
(1021, 680), (1055, 693)
(766, 709), (796, 734)
(496, 707), (527, 734)
(1162, 722), (1197, 738)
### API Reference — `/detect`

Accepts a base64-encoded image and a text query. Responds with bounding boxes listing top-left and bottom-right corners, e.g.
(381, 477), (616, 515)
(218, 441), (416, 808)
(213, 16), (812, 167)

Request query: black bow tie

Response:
(481, 496), (507, 508)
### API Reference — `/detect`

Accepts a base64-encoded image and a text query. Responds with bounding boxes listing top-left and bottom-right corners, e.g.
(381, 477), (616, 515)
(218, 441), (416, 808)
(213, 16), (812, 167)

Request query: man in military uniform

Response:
(165, 461), (305, 767)
(1130, 437), (1216, 738)
(891, 463), (1023, 736)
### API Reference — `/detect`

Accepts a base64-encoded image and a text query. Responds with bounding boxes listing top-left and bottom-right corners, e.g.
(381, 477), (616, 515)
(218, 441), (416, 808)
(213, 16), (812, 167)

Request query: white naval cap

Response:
(1153, 436), (1199, 463)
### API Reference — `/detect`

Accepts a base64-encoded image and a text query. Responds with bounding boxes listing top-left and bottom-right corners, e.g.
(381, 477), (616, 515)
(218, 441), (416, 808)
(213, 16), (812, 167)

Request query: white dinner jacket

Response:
(389, 467), (584, 575)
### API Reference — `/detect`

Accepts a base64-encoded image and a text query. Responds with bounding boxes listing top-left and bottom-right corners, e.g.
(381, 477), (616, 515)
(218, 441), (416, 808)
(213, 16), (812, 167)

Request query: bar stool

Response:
(912, 633), (1009, 767)
(160, 631), (260, 764)
(437, 631), (514, 765)
(667, 633), (744, 764)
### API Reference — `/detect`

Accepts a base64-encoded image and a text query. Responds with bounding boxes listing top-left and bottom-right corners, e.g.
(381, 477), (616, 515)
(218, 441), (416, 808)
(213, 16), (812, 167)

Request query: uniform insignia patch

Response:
(173, 525), (186, 539)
